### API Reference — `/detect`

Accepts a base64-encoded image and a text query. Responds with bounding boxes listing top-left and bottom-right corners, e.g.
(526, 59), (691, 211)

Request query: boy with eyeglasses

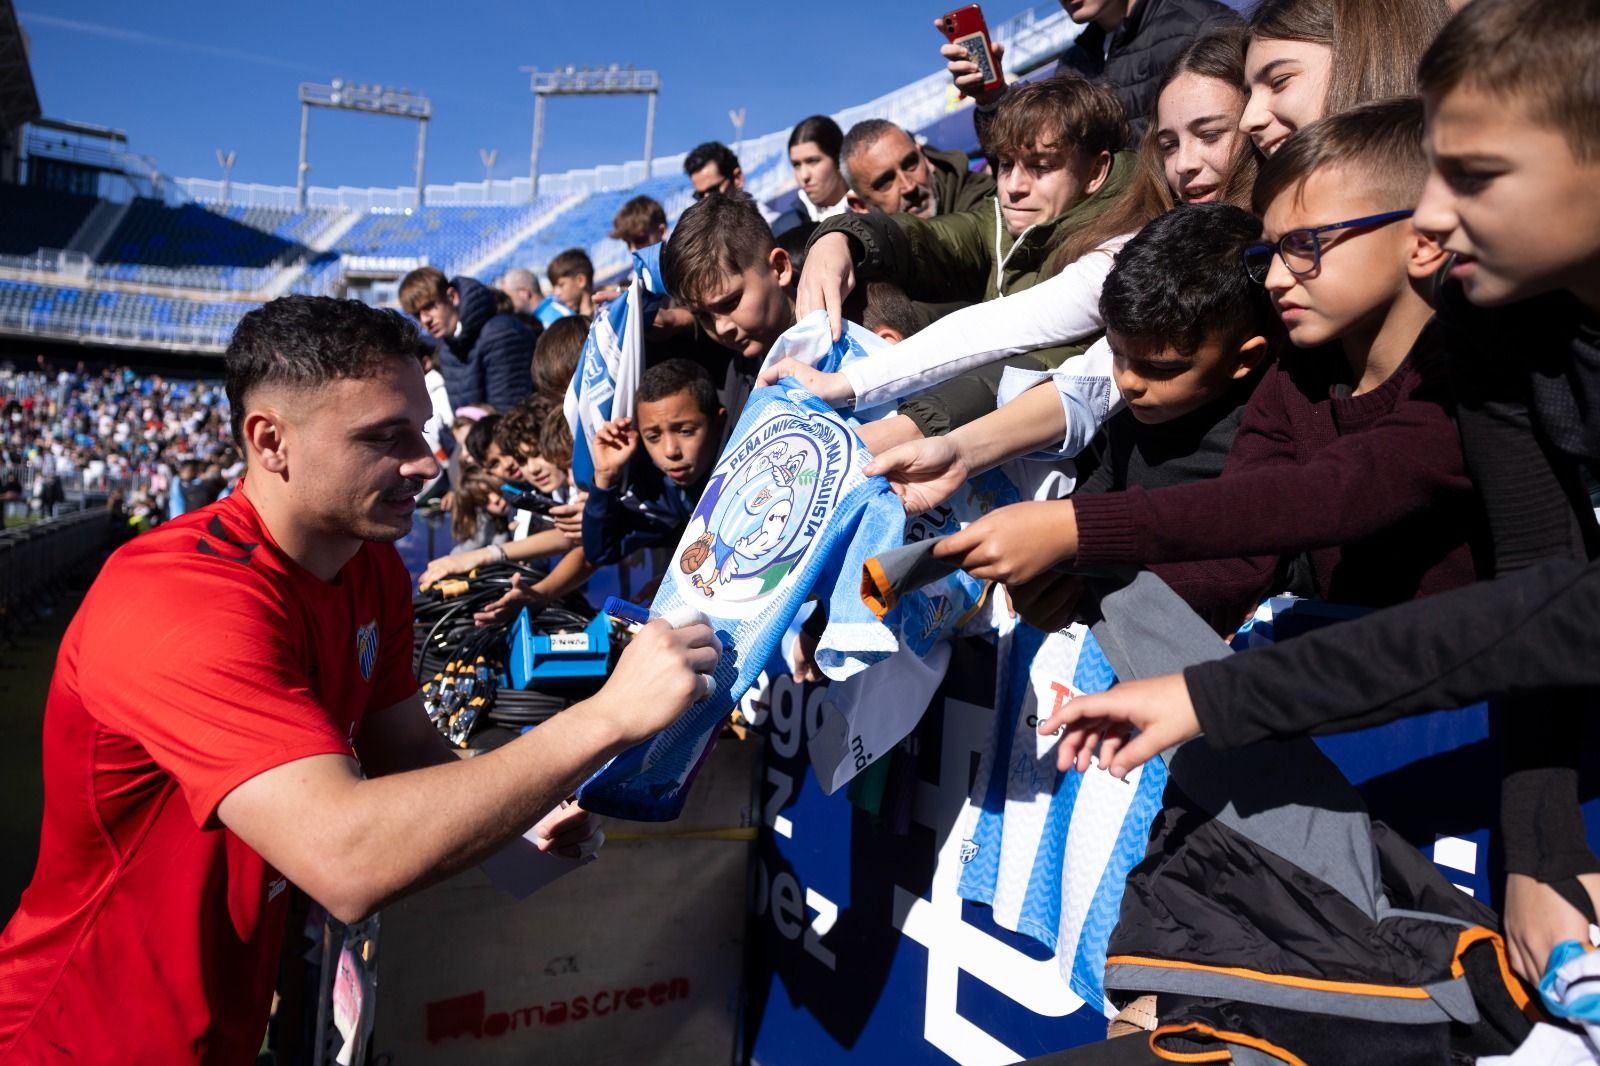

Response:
(933, 96), (1484, 628)
(1040, 0), (1600, 986)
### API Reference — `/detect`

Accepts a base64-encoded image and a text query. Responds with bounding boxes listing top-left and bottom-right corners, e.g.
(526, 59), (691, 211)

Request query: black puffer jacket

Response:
(977, 0), (1241, 146)
(436, 275), (536, 410)
(1060, 0), (1240, 138)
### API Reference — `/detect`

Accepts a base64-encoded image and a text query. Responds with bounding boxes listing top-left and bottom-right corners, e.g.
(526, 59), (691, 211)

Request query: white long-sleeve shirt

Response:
(840, 235), (1130, 411)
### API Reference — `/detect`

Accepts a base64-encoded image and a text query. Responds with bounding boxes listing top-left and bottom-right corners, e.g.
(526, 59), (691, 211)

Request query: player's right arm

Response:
(216, 619), (717, 923)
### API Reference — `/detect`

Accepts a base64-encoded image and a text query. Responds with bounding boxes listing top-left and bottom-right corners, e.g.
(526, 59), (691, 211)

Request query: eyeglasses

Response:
(1243, 210), (1415, 283)
(691, 176), (735, 202)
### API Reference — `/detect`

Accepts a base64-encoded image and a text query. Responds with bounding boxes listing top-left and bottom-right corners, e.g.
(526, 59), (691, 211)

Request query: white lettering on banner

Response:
(765, 673), (826, 759)
(751, 862), (841, 971)
(764, 768), (794, 839)
(772, 870), (804, 938)
(804, 888), (839, 969)
(753, 662), (1082, 1059)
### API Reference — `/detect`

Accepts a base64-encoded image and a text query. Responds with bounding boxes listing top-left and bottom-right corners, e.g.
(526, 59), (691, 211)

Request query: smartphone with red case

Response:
(939, 5), (1004, 96)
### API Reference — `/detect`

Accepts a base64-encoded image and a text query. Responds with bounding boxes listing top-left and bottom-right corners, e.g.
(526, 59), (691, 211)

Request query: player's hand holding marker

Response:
(604, 597), (723, 711)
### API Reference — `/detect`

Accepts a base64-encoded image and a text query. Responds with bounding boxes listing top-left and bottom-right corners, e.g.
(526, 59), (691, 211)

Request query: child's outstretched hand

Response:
(864, 434), (971, 515)
(473, 574), (550, 627)
(419, 552), (472, 591)
(1037, 673), (1200, 778)
(933, 500), (1076, 583)
(756, 359), (855, 405)
(591, 417), (638, 490)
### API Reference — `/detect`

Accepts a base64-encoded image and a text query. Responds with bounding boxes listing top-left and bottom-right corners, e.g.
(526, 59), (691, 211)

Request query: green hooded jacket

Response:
(924, 145), (997, 218)
(813, 149), (1135, 305)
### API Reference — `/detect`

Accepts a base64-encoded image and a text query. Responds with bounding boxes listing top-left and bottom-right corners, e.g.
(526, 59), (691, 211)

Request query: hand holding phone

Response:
(939, 4), (1005, 98)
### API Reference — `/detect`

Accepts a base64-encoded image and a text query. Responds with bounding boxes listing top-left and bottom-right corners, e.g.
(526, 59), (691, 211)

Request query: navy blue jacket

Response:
(436, 275), (536, 410)
(581, 452), (702, 566)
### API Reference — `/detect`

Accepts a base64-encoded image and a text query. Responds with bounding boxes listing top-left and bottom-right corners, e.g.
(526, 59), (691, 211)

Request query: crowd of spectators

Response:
(395, 0), (1600, 1059)
(8, 0), (1600, 1057)
(1, 357), (238, 528)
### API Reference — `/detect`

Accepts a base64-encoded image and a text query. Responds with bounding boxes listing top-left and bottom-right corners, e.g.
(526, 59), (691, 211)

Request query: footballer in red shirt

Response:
(0, 297), (718, 1063)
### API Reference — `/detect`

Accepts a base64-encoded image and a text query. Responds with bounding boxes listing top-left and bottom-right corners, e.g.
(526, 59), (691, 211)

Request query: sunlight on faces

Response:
(516, 449), (565, 495)
(995, 138), (1108, 236)
(849, 129), (937, 217)
(1108, 328), (1265, 424)
(689, 161), (738, 198)
(688, 249), (794, 360)
(636, 390), (719, 487)
(257, 356), (439, 544)
(411, 291), (460, 339)
(550, 273), (589, 312)
(1241, 38), (1332, 157)
(1260, 167), (1417, 349)
(1418, 86), (1600, 310)
(483, 440), (520, 482)
(789, 140), (847, 209)
(1157, 72), (1247, 204)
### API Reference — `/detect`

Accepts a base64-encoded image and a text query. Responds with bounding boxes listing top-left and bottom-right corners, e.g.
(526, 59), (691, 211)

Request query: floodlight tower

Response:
(295, 80), (433, 210)
(522, 64), (660, 202)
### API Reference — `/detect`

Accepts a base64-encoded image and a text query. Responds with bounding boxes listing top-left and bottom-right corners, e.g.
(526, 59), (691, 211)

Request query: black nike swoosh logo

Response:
(197, 515), (258, 564)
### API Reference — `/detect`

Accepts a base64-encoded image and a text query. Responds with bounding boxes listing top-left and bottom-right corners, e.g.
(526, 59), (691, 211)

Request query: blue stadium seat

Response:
(0, 185), (101, 256)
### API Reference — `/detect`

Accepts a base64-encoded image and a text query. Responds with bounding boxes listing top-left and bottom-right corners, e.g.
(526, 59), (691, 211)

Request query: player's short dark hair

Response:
(1099, 203), (1274, 356)
(225, 295), (431, 446)
(684, 141), (741, 181)
(465, 413), (502, 464)
(532, 315), (591, 401)
(659, 192), (775, 307)
(788, 115), (844, 160)
(986, 71), (1127, 163)
(1418, 0), (1600, 161)
(1252, 96), (1427, 217)
(547, 248), (594, 285)
(637, 358), (719, 418)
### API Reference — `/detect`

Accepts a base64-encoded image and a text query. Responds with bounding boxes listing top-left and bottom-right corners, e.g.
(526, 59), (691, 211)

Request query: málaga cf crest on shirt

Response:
(355, 620), (379, 681)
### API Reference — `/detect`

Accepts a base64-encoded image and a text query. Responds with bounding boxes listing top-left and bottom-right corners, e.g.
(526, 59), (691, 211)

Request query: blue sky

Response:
(19, 2), (1046, 191)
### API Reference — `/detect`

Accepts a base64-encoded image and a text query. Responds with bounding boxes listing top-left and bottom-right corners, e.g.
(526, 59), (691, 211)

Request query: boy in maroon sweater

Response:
(1042, 0), (1600, 984)
(934, 98), (1482, 628)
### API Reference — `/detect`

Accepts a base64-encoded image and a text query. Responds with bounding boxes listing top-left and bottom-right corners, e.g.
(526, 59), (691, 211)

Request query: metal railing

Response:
(0, 507), (113, 631)
(0, 306), (238, 352)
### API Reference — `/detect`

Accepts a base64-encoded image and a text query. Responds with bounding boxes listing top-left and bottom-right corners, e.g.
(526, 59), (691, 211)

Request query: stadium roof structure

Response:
(0, 0), (41, 132)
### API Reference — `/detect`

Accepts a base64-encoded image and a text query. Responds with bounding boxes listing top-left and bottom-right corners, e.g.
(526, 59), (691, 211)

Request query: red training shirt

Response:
(0, 489), (416, 1063)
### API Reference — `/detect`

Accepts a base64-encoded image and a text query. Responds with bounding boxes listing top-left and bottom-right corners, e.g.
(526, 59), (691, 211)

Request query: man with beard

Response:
(840, 119), (995, 219)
